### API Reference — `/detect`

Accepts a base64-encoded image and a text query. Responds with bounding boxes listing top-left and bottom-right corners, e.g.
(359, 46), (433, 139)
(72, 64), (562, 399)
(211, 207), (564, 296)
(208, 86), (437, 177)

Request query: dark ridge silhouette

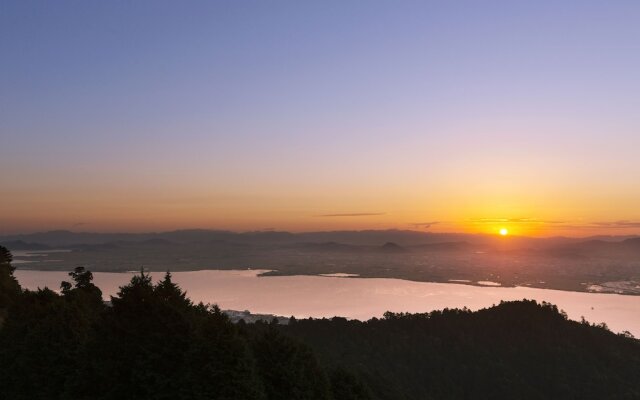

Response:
(137, 238), (177, 246)
(282, 302), (640, 400)
(0, 240), (51, 251)
(409, 240), (477, 252)
(284, 241), (363, 253)
(1, 246), (639, 399)
(0, 229), (476, 247)
(7, 231), (640, 294)
(549, 237), (640, 257)
(4, 228), (639, 249)
(378, 242), (406, 253)
(69, 243), (121, 252)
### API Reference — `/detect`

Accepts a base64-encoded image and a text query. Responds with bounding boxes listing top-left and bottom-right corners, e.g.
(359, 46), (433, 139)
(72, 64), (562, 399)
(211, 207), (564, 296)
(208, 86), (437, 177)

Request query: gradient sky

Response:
(2, 1), (640, 236)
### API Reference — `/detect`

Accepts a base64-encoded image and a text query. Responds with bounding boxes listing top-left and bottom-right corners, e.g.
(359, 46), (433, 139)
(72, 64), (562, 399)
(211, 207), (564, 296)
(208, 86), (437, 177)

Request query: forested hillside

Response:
(283, 302), (640, 399)
(1, 246), (638, 400)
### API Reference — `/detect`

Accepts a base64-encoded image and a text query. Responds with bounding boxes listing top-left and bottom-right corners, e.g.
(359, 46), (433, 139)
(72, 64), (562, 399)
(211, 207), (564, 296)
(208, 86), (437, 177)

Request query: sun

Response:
(499, 228), (509, 236)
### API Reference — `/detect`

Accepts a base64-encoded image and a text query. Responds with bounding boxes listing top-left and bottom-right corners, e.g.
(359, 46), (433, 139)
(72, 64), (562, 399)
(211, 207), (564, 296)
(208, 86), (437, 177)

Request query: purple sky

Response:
(1, 1), (640, 235)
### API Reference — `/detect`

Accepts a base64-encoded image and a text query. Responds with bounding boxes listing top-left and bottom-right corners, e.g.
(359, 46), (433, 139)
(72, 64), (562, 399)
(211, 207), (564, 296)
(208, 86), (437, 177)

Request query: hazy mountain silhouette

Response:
(0, 240), (51, 251)
(378, 242), (406, 253)
(4, 230), (640, 294)
(0, 229), (477, 247)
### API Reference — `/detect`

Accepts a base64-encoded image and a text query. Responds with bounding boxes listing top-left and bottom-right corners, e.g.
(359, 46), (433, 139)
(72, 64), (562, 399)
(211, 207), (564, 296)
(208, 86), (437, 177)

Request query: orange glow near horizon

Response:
(1, 175), (640, 237)
(3, 2), (640, 240)
(2, 204), (640, 238)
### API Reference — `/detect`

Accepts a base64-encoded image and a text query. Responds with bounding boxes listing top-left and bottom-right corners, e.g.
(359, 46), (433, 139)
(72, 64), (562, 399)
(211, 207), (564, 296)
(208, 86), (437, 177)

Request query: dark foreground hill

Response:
(283, 303), (640, 400)
(1, 246), (638, 400)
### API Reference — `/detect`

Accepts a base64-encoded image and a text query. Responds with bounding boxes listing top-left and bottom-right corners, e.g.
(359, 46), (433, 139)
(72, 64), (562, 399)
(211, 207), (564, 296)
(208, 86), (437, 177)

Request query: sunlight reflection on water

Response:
(14, 269), (640, 336)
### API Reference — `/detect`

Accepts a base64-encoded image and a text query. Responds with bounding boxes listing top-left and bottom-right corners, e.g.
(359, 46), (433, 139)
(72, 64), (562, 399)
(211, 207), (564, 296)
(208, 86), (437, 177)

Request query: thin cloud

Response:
(532, 220), (640, 230)
(592, 220), (640, 228)
(471, 218), (566, 224)
(317, 212), (386, 217)
(470, 218), (640, 230)
(409, 221), (439, 228)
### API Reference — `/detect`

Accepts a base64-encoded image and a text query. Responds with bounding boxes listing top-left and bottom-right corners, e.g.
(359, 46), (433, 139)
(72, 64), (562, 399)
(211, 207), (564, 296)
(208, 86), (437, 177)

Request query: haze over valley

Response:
(5, 228), (640, 295)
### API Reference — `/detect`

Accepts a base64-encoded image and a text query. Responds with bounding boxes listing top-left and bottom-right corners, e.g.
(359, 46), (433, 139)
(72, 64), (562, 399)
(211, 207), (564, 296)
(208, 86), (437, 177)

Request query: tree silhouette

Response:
(0, 246), (20, 315)
(1, 264), (639, 400)
(60, 266), (103, 312)
(250, 324), (331, 400)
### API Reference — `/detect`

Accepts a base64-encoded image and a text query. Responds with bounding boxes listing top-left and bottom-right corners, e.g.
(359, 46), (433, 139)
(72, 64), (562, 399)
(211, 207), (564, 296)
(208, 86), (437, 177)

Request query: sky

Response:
(1, 1), (640, 236)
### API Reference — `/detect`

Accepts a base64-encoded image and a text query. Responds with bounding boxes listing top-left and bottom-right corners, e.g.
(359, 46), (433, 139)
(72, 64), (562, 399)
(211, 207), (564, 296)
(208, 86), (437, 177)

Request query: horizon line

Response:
(1, 227), (639, 240)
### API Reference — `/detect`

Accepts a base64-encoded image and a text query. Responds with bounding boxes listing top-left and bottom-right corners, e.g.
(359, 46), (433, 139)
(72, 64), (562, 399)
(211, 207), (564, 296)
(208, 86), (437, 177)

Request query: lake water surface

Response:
(14, 269), (640, 336)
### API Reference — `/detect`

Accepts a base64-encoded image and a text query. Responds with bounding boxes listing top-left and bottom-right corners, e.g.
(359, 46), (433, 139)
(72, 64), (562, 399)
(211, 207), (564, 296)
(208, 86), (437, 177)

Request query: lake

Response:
(14, 269), (640, 336)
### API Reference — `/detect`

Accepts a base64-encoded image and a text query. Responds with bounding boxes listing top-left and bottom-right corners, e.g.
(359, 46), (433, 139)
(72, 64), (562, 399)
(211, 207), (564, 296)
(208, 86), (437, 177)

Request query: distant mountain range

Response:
(0, 229), (468, 247)
(0, 229), (640, 256)
(1, 229), (637, 250)
(3, 229), (640, 294)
